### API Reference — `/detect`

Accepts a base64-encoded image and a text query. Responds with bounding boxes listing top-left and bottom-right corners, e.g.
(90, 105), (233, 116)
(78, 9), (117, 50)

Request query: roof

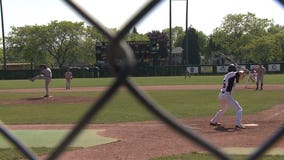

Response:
(171, 47), (183, 54)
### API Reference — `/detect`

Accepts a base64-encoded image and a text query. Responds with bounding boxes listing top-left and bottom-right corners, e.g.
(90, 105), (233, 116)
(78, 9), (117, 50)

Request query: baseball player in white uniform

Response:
(210, 64), (246, 129)
(255, 64), (266, 90)
(184, 67), (191, 78)
(30, 64), (52, 98)
(245, 68), (256, 88)
(64, 68), (73, 90)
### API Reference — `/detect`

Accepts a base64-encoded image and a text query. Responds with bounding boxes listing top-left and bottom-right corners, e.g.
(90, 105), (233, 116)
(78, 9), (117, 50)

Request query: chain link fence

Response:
(0, 0), (284, 159)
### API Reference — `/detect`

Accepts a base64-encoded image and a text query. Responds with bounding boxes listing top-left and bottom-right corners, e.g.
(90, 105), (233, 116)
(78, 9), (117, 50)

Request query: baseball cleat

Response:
(210, 122), (221, 126)
(235, 124), (246, 129)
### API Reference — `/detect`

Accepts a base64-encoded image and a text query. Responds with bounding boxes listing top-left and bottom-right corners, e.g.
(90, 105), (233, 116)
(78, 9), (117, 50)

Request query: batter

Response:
(210, 64), (245, 129)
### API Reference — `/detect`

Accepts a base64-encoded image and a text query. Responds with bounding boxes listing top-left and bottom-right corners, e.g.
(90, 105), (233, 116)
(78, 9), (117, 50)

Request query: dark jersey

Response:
(221, 71), (240, 93)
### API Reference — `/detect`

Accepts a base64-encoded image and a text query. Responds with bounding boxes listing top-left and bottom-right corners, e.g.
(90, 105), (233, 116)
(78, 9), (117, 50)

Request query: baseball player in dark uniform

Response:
(210, 64), (246, 129)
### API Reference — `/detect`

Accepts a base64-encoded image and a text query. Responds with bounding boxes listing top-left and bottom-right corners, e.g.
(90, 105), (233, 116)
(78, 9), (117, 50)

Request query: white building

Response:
(171, 47), (183, 65)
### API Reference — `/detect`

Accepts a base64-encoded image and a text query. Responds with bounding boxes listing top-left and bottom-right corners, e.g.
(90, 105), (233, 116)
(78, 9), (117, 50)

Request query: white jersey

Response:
(256, 66), (266, 79)
(220, 71), (240, 94)
(65, 71), (72, 79)
(42, 68), (52, 79)
(214, 71), (243, 126)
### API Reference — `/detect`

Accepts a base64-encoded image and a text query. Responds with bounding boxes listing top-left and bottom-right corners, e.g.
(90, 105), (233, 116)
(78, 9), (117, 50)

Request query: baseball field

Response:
(0, 75), (284, 159)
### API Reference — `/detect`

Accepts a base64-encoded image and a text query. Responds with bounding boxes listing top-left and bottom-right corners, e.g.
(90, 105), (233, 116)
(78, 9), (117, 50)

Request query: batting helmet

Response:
(228, 64), (237, 72)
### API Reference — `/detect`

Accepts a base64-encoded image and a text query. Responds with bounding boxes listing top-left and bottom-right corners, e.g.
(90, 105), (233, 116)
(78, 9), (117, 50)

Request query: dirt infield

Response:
(5, 84), (284, 160)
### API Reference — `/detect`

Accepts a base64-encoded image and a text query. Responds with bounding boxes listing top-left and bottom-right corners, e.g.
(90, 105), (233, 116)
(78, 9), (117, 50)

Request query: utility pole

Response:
(169, 0), (172, 65)
(185, 0), (189, 65)
(169, 0), (189, 65)
(0, 0), (6, 70)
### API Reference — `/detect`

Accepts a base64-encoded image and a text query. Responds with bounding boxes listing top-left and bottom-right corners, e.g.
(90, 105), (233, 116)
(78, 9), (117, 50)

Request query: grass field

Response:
(151, 152), (284, 160)
(0, 75), (284, 124)
(0, 88), (283, 124)
(0, 75), (283, 159)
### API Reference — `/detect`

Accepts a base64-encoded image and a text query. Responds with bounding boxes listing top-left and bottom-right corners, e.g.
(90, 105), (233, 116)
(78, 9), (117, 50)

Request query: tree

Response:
(126, 32), (149, 41)
(242, 29), (284, 63)
(183, 27), (200, 65)
(275, 31), (284, 61)
(7, 25), (50, 64)
(6, 21), (86, 68)
(163, 26), (185, 48)
(44, 21), (85, 68)
(196, 31), (209, 64)
(0, 38), (3, 63)
(146, 31), (169, 65)
(210, 12), (274, 63)
(0, 48), (3, 64)
(83, 26), (108, 66)
(132, 27), (138, 34)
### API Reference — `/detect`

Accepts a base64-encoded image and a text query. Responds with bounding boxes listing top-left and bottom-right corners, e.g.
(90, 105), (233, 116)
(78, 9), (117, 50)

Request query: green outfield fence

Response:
(1, 63), (284, 79)
(0, 0), (284, 160)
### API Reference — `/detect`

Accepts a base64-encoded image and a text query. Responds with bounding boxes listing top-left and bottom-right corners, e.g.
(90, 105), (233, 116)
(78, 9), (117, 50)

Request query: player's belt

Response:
(221, 91), (231, 94)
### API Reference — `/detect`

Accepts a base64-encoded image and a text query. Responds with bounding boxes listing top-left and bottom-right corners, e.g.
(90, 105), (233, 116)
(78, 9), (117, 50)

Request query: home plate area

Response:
(243, 123), (259, 127)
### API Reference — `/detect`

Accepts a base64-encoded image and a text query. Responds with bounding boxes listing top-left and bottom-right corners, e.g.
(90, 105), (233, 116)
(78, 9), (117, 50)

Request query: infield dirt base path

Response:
(5, 84), (284, 160)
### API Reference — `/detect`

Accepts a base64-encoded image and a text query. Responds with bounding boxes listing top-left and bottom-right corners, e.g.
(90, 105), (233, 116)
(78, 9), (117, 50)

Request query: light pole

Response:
(169, 0), (189, 65)
(185, 0), (188, 65)
(0, 0), (6, 70)
(169, 0), (172, 65)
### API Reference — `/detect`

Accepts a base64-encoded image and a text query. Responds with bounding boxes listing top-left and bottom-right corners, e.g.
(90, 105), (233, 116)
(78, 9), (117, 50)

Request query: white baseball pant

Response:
(210, 92), (243, 126)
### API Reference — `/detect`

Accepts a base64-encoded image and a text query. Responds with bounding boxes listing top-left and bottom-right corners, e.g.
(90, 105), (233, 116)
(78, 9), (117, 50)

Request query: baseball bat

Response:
(218, 52), (241, 69)
(218, 52), (247, 77)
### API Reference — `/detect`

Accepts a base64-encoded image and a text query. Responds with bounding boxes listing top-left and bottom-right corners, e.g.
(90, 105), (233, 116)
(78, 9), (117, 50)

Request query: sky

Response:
(0, 0), (284, 37)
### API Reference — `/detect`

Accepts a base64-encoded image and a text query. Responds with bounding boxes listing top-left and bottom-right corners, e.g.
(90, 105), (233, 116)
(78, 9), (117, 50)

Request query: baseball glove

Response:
(239, 69), (248, 80)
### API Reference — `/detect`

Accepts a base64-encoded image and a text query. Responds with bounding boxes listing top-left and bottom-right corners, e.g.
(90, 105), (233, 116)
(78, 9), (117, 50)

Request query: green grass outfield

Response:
(0, 75), (283, 159)
(151, 152), (284, 160)
(0, 89), (283, 124)
(0, 75), (283, 124)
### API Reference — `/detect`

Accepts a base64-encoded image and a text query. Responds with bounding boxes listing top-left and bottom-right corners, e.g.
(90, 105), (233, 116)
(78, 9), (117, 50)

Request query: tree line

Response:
(1, 12), (284, 68)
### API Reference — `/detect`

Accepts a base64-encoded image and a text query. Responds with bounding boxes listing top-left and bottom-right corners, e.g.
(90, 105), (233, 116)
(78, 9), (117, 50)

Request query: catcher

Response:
(210, 64), (247, 129)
